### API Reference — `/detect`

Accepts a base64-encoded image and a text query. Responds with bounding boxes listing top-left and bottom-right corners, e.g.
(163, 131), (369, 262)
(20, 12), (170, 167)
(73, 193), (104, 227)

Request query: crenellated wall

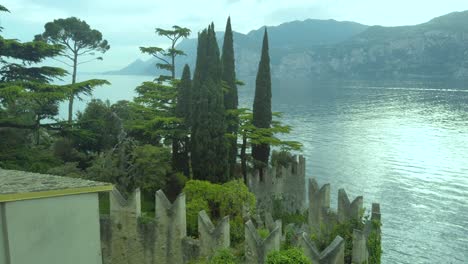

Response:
(244, 220), (281, 264)
(247, 155), (306, 214)
(99, 156), (381, 264)
(298, 233), (345, 264)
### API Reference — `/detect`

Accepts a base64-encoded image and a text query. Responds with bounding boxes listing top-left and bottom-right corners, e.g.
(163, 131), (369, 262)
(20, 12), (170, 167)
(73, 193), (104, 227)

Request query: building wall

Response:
(3, 193), (102, 264)
(0, 204), (8, 264)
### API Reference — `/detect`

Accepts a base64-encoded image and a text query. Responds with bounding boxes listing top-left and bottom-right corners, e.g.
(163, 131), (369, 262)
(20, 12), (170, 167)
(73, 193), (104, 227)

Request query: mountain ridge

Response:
(107, 11), (468, 81)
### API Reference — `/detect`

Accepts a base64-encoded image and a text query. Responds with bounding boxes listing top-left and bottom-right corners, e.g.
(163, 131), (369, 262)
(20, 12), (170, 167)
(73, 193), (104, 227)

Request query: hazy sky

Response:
(2, 0), (468, 72)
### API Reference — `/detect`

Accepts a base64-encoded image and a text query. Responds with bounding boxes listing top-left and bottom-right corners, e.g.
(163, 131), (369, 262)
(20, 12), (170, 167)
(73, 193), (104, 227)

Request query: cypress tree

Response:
(191, 24), (228, 182)
(174, 64), (192, 176)
(221, 17), (239, 178)
(252, 28), (272, 175)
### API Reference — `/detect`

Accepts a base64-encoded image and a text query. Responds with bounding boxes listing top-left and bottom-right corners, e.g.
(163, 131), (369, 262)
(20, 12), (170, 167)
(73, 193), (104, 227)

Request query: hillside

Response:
(106, 19), (368, 77)
(108, 11), (468, 81)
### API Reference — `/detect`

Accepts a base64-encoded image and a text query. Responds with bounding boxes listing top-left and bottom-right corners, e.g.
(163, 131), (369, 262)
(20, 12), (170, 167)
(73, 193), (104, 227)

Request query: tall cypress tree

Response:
(174, 64), (192, 176)
(252, 28), (272, 175)
(191, 24), (228, 182)
(221, 17), (239, 178)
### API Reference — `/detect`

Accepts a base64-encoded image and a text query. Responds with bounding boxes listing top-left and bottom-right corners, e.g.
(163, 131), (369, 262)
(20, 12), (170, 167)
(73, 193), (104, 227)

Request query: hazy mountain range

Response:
(106, 11), (468, 81)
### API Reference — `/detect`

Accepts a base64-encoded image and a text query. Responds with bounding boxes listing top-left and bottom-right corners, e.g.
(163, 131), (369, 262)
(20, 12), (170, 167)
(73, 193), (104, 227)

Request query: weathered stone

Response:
(264, 212), (282, 240)
(308, 178), (330, 230)
(298, 232), (345, 264)
(108, 188), (144, 264)
(244, 220), (280, 264)
(154, 190), (186, 264)
(198, 210), (230, 258)
(247, 155), (306, 214)
(182, 237), (200, 263)
(337, 189), (363, 223)
(352, 229), (368, 264)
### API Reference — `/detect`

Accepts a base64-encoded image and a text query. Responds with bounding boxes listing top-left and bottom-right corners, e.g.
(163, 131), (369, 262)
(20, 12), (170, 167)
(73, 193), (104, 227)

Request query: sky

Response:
(2, 0), (468, 73)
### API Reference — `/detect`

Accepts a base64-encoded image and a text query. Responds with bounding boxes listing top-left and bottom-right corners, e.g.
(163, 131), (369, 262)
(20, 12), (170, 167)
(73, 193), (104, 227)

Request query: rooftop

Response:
(0, 169), (113, 202)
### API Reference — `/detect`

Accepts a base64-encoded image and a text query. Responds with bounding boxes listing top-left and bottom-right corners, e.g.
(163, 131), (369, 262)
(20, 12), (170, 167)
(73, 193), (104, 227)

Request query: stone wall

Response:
(244, 220), (281, 264)
(307, 177), (382, 264)
(247, 155), (306, 214)
(99, 156), (381, 264)
(298, 233), (345, 264)
(100, 189), (231, 264)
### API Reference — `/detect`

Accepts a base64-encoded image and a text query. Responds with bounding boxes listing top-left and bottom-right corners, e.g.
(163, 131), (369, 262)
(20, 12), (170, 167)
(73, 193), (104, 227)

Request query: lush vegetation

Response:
(183, 179), (255, 244)
(266, 248), (311, 264)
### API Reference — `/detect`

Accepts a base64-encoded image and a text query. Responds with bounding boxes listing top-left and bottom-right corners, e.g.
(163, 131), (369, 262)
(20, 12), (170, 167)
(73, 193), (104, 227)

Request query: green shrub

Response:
(266, 248), (311, 264)
(258, 228), (270, 239)
(187, 249), (240, 264)
(183, 180), (256, 245)
(210, 249), (239, 264)
(270, 150), (295, 169)
(367, 220), (382, 264)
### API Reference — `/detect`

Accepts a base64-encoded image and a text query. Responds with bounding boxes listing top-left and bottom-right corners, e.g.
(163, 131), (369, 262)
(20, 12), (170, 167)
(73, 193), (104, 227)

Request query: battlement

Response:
(244, 219), (281, 264)
(247, 155), (306, 214)
(99, 156), (381, 264)
(308, 178), (331, 230)
(337, 188), (363, 223)
(298, 233), (345, 264)
(198, 210), (230, 258)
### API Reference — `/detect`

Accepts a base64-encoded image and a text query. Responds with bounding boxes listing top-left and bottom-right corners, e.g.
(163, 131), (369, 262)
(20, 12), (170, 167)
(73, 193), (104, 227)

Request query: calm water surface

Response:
(68, 75), (468, 263)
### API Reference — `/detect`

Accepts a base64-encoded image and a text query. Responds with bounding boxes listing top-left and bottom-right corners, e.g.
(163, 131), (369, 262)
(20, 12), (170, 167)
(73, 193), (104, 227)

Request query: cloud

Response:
(2, 0), (468, 72)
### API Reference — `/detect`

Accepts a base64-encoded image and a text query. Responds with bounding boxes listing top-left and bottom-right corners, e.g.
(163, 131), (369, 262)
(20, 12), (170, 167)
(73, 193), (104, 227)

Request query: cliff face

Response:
(301, 11), (468, 80)
(111, 11), (468, 81)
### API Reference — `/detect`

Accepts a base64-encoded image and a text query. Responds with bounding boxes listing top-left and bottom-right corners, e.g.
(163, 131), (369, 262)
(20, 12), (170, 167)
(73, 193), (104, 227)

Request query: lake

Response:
(63, 74), (468, 263)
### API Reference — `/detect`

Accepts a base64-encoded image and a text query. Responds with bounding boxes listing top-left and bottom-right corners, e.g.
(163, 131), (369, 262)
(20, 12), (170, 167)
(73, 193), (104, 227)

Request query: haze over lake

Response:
(62, 74), (468, 263)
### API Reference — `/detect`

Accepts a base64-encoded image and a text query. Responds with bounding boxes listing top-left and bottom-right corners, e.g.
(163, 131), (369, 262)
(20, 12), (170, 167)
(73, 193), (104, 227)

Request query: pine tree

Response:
(174, 64), (192, 176)
(252, 28), (272, 174)
(221, 17), (239, 178)
(191, 24), (228, 182)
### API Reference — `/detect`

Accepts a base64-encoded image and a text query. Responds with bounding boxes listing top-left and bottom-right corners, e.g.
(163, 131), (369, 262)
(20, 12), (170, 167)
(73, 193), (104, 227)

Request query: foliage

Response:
(310, 212), (366, 264)
(221, 17), (239, 178)
(252, 28), (272, 166)
(191, 24), (228, 182)
(140, 25), (190, 80)
(271, 150), (296, 169)
(173, 64), (192, 175)
(209, 248), (239, 264)
(257, 228), (270, 239)
(130, 80), (181, 145)
(236, 108), (302, 181)
(266, 248), (311, 264)
(35, 16), (110, 122)
(75, 99), (121, 153)
(183, 179), (256, 244)
(367, 220), (382, 264)
(47, 162), (84, 178)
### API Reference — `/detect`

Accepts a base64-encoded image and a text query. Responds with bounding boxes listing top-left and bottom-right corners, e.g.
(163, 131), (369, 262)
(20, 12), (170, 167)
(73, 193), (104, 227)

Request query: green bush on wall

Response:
(266, 248), (312, 264)
(183, 179), (256, 245)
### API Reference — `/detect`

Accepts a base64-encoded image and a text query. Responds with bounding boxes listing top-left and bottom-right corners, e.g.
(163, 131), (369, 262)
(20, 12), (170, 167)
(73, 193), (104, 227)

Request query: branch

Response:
(77, 57), (103, 65)
(52, 57), (73, 67)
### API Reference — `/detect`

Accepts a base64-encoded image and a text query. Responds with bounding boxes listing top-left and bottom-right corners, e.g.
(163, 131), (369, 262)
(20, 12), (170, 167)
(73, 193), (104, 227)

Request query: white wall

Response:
(3, 193), (102, 264)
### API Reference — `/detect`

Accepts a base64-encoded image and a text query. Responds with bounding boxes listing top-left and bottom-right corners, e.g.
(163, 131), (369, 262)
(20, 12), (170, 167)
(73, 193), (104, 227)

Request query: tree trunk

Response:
(68, 53), (78, 123)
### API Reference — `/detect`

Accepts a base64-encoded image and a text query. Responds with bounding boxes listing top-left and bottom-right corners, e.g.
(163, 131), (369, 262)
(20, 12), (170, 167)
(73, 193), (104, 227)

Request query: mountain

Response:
(105, 19), (368, 77)
(108, 11), (468, 81)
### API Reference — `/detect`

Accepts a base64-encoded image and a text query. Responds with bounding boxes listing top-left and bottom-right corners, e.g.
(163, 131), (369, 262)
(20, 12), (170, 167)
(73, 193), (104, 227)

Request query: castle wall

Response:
(99, 156), (381, 264)
(244, 220), (281, 264)
(198, 210), (230, 258)
(247, 155), (306, 214)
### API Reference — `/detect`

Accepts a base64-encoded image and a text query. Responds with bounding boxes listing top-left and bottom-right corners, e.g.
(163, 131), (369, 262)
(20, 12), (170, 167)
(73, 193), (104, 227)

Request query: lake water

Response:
(65, 74), (468, 263)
